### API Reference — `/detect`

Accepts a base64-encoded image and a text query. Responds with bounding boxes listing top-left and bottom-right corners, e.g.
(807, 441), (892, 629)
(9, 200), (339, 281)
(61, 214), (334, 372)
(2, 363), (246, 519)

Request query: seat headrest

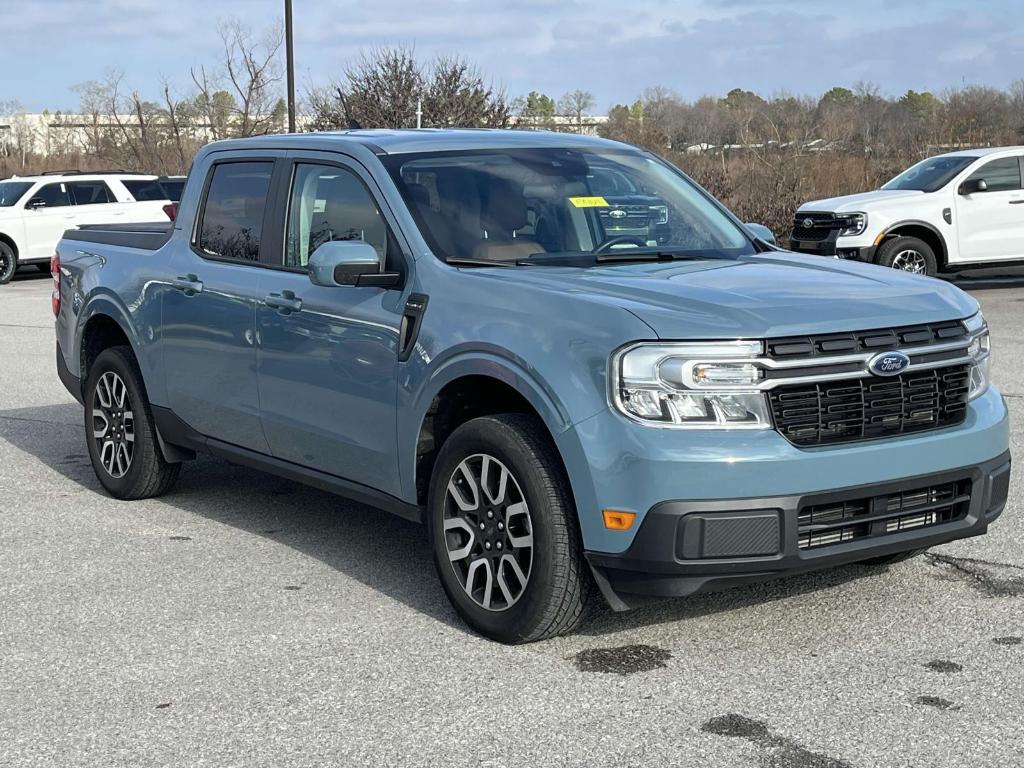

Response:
(481, 176), (528, 236)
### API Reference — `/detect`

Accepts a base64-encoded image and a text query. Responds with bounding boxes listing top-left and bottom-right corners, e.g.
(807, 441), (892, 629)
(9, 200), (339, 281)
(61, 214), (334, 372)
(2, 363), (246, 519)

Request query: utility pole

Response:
(285, 0), (296, 133)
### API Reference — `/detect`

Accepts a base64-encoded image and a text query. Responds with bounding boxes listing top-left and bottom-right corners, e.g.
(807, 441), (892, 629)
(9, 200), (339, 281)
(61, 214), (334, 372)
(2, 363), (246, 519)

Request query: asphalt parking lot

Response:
(1, 268), (1021, 768)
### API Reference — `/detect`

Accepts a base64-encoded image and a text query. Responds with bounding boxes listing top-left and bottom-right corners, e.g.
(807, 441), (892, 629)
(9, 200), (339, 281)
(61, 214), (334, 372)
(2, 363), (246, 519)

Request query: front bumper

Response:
(789, 235), (876, 262)
(585, 451), (1010, 608)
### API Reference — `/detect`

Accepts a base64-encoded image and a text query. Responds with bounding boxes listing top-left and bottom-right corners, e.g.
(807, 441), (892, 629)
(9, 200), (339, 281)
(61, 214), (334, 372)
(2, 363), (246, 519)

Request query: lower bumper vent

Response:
(798, 479), (971, 550)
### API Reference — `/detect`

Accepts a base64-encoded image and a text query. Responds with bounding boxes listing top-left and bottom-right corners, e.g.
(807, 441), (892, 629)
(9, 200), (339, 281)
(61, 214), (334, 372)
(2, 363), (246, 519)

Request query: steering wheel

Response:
(594, 236), (649, 253)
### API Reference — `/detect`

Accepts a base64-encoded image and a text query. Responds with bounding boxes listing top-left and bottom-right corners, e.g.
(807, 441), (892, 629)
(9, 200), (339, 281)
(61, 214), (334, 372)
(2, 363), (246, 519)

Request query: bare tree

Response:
(558, 89), (595, 132)
(192, 19), (285, 139)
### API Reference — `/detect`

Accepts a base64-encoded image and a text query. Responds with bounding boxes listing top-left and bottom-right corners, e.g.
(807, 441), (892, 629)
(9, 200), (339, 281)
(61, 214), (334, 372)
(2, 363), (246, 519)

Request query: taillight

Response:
(51, 253), (61, 317)
(162, 203), (177, 222)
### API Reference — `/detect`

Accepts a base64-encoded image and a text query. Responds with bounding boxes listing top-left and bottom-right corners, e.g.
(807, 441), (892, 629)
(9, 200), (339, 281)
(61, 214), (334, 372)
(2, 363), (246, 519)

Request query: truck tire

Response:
(0, 242), (16, 285)
(875, 236), (937, 276)
(84, 346), (181, 500)
(428, 414), (592, 643)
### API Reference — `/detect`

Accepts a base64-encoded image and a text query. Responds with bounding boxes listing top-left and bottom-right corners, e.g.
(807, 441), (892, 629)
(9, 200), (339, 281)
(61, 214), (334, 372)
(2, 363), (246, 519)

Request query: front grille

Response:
(798, 479), (971, 550)
(791, 212), (837, 241)
(599, 205), (651, 228)
(766, 321), (966, 359)
(769, 364), (970, 446)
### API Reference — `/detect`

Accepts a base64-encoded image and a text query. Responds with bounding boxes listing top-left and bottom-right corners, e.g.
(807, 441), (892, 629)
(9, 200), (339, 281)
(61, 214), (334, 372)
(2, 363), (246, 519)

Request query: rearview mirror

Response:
(745, 222), (776, 245)
(307, 240), (401, 289)
(960, 178), (988, 195)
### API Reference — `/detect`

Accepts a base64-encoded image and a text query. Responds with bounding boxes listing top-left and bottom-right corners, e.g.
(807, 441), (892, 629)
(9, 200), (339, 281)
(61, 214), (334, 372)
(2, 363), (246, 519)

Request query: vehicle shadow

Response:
(10, 268), (51, 282)
(0, 401), (884, 641)
(943, 264), (1024, 289)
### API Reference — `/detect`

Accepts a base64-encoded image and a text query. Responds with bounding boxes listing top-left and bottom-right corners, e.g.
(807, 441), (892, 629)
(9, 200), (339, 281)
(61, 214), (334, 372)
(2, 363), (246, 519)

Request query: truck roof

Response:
(204, 128), (631, 156)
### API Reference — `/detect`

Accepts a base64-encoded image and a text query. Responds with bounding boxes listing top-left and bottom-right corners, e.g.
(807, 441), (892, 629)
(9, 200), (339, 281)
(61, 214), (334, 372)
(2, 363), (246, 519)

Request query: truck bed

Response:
(62, 222), (173, 252)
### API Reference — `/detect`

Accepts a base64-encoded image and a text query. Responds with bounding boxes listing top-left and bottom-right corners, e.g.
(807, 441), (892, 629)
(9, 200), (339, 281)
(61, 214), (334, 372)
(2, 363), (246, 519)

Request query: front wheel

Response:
(875, 236), (937, 276)
(84, 346), (181, 500)
(0, 242), (16, 285)
(429, 414), (591, 643)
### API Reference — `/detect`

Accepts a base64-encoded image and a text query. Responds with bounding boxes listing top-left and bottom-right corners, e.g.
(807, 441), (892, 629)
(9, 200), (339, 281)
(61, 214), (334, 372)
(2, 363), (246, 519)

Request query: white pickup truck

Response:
(791, 147), (1024, 276)
(0, 171), (175, 284)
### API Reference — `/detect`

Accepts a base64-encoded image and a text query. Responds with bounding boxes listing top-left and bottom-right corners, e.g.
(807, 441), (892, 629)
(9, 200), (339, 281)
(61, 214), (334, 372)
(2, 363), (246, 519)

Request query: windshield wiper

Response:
(444, 257), (516, 268)
(594, 250), (699, 263)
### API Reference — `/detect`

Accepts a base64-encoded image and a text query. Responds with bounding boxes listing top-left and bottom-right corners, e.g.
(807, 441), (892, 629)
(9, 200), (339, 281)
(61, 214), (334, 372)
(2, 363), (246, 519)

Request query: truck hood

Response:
(498, 253), (977, 339)
(798, 189), (924, 212)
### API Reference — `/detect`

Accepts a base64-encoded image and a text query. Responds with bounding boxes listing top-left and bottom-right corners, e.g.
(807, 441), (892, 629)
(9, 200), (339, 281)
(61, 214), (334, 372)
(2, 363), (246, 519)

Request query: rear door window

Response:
(122, 179), (168, 201)
(195, 161), (273, 262)
(965, 157), (1021, 192)
(67, 181), (115, 205)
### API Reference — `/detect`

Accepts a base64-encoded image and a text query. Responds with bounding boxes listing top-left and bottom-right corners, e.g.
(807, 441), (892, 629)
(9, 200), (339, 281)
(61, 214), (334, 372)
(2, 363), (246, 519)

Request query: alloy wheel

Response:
(890, 249), (927, 274)
(92, 371), (135, 478)
(0, 252), (13, 283)
(443, 453), (534, 612)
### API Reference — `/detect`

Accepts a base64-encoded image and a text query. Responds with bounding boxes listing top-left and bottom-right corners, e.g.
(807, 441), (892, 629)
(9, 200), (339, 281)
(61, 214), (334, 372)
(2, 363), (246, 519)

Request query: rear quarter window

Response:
(122, 179), (169, 202)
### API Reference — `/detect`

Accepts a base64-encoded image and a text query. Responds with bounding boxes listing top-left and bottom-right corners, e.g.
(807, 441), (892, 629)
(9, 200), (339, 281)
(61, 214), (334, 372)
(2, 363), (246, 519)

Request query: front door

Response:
(256, 157), (405, 495)
(955, 155), (1024, 262)
(23, 181), (76, 260)
(161, 157), (278, 452)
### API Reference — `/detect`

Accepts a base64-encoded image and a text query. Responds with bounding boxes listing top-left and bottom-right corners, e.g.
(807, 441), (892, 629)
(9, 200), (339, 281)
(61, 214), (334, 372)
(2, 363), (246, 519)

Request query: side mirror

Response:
(307, 240), (402, 289)
(26, 198), (46, 210)
(745, 222), (776, 245)
(960, 178), (988, 195)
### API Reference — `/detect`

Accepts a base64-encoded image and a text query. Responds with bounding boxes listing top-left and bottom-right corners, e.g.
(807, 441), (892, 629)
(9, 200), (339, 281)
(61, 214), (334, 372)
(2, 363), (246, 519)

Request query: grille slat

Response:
(798, 480), (971, 550)
(769, 364), (970, 446)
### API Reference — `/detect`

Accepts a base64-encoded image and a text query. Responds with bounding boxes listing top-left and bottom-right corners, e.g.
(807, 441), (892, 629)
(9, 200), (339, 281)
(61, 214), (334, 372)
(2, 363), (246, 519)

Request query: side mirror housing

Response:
(26, 198), (46, 210)
(960, 178), (988, 195)
(745, 222), (776, 245)
(307, 240), (402, 289)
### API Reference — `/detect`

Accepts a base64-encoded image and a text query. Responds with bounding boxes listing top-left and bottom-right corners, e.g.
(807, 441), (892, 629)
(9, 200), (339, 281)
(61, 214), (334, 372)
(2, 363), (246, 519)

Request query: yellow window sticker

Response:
(568, 196), (609, 208)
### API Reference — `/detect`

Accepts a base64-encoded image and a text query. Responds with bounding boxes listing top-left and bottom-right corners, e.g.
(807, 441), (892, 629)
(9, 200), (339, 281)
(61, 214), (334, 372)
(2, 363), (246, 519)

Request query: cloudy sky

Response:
(5, 0), (1022, 112)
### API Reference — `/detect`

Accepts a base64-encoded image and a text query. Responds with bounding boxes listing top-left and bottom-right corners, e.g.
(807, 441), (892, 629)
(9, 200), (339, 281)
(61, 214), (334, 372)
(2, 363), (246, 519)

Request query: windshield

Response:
(882, 156), (977, 192)
(0, 181), (32, 207)
(383, 148), (754, 264)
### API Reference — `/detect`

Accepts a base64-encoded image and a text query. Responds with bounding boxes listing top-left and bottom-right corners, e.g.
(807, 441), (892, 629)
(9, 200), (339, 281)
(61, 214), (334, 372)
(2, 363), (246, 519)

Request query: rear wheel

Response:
(875, 236), (937, 276)
(429, 414), (591, 643)
(0, 242), (16, 285)
(85, 346), (181, 500)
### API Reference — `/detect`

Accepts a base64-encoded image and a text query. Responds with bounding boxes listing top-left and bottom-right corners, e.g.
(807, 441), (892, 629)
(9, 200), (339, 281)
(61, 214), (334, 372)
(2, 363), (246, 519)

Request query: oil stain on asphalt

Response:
(993, 636), (1022, 645)
(925, 660), (963, 673)
(701, 713), (853, 768)
(572, 644), (672, 675)
(915, 696), (960, 711)
(924, 553), (1024, 597)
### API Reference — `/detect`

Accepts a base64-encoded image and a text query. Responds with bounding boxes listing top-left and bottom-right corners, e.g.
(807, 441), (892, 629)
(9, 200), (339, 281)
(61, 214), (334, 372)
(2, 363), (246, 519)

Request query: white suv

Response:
(0, 171), (174, 284)
(791, 147), (1024, 276)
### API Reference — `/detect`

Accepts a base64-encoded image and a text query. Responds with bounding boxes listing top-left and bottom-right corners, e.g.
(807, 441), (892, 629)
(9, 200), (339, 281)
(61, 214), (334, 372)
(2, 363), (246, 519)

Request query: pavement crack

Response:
(702, 714), (853, 768)
(0, 414), (78, 429)
(924, 553), (1024, 597)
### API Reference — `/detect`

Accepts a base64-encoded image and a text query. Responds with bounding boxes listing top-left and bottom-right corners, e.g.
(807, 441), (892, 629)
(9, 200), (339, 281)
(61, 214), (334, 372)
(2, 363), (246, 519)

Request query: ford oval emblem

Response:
(868, 350), (911, 377)
(609, 209), (627, 219)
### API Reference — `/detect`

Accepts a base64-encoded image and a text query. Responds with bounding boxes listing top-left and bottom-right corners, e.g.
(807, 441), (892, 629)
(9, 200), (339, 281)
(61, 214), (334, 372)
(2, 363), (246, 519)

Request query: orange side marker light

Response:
(602, 509), (637, 531)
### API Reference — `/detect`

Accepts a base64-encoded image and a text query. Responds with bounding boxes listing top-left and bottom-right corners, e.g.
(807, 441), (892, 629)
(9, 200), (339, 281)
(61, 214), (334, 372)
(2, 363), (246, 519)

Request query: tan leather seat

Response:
(472, 177), (542, 262)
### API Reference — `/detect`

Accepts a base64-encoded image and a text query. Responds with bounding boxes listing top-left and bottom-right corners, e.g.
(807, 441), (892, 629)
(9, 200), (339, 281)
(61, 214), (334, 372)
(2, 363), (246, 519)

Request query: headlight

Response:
(649, 205), (669, 225)
(838, 212), (868, 237)
(964, 313), (991, 400)
(611, 341), (771, 428)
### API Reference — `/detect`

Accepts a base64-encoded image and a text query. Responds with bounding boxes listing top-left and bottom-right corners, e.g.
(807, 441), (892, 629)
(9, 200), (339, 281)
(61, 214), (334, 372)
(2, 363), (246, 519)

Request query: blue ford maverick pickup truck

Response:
(53, 130), (1011, 642)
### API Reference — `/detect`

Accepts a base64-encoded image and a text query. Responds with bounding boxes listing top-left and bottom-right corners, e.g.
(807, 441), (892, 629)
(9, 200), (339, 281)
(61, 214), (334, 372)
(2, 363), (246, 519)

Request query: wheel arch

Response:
(880, 220), (948, 268)
(406, 355), (574, 509)
(0, 231), (18, 258)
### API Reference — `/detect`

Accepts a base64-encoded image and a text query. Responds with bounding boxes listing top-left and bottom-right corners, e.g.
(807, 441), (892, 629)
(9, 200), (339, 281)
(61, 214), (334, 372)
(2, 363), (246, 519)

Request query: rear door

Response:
(66, 180), (124, 227)
(254, 153), (406, 495)
(22, 182), (76, 260)
(954, 154), (1024, 262)
(161, 155), (282, 451)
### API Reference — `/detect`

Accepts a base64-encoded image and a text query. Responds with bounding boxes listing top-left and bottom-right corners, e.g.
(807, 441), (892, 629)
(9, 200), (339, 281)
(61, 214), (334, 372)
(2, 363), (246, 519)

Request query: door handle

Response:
(1009, 200), (1024, 205)
(264, 290), (303, 313)
(171, 274), (203, 295)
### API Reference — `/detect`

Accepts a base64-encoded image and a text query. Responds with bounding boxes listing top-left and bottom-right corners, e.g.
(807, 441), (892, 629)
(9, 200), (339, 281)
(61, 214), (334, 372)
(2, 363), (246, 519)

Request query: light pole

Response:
(285, 0), (296, 133)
